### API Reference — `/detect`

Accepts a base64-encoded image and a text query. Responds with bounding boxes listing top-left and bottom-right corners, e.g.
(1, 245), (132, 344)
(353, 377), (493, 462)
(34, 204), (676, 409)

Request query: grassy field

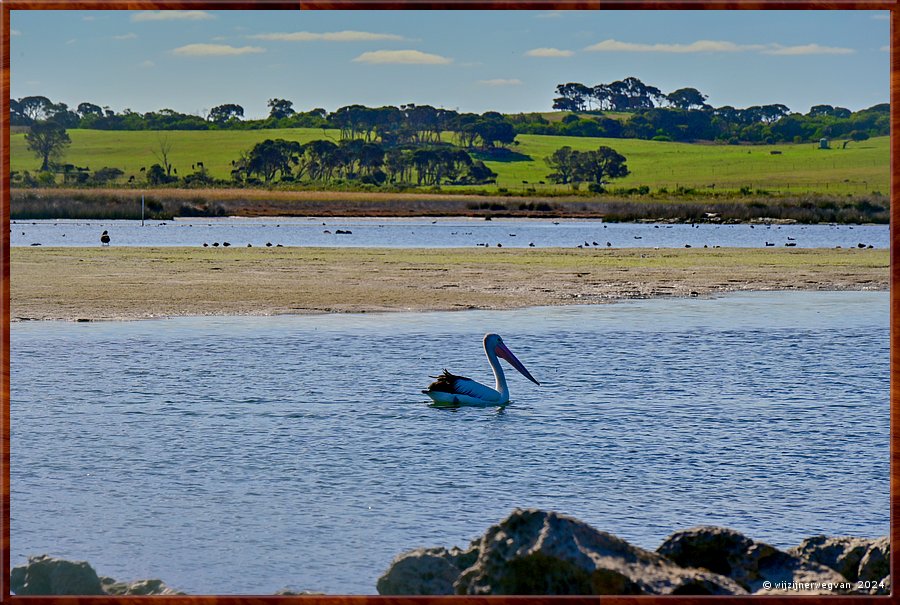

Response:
(488, 134), (888, 195)
(534, 111), (632, 123)
(10, 128), (889, 196)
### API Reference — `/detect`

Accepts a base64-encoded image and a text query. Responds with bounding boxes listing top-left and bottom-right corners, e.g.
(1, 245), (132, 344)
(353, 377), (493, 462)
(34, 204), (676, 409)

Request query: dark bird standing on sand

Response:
(100, 231), (110, 246)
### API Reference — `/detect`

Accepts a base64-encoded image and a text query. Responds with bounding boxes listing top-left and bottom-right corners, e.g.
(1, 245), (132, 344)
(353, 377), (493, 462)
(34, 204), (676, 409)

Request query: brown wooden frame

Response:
(0, 1), (895, 602)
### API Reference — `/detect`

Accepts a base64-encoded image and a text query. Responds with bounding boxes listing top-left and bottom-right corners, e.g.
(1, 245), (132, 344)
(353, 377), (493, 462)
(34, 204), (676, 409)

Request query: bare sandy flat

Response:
(10, 246), (888, 322)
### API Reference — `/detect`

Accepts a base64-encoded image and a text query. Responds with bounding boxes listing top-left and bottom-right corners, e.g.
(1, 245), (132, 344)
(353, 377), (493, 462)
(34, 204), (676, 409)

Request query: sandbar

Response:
(10, 246), (888, 322)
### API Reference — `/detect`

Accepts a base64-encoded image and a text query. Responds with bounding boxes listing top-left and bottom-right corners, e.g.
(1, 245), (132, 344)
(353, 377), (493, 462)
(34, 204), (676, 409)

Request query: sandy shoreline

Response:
(10, 246), (888, 322)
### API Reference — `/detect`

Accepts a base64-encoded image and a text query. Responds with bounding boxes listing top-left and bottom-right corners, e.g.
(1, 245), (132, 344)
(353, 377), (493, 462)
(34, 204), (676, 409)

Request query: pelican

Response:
(423, 333), (540, 406)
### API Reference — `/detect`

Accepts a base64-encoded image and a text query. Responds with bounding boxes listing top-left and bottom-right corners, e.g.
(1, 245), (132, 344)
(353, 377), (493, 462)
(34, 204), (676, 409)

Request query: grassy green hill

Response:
(10, 128), (889, 196)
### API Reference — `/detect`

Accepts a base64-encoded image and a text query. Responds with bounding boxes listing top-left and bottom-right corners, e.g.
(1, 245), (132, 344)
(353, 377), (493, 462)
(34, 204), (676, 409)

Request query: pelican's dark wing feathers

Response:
(422, 369), (478, 395)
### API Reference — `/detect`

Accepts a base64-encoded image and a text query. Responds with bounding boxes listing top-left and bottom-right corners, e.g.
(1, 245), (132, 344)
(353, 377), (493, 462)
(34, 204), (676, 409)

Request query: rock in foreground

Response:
(11, 555), (182, 596)
(379, 510), (890, 596)
(10, 555), (105, 595)
(789, 535), (890, 594)
(658, 526), (851, 594)
(379, 509), (747, 595)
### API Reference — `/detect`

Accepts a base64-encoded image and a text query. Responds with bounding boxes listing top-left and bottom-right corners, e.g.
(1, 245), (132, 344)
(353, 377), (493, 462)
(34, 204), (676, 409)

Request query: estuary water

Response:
(10, 291), (889, 594)
(10, 217), (889, 249)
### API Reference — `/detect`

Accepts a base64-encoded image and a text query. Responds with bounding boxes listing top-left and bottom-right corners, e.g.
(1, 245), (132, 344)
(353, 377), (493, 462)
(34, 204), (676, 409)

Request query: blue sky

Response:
(10, 10), (890, 119)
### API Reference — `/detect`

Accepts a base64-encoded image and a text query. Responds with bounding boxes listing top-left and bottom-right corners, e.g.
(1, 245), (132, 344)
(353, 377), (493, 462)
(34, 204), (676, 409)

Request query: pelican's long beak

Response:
(496, 342), (540, 385)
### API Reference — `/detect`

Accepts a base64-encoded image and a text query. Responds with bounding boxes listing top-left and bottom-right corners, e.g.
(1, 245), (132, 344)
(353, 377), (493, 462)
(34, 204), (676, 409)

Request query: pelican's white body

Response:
(426, 376), (509, 407)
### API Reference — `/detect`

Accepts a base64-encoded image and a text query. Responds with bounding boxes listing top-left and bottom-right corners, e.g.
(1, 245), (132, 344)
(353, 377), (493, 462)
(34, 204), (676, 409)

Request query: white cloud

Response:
(82, 16), (95, 21)
(525, 47), (574, 57)
(584, 38), (855, 56)
(114, 33), (137, 40)
(248, 30), (404, 42)
(763, 43), (855, 55)
(479, 78), (523, 86)
(536, 12), (563, 18)
(871, 13), (889, 20)
(585, 39), (766, 53)
(132, 10), (214, 22)
(352, 49), (452, 65)
(880, 45), (890, 52)
(171, 43), (265, 57)
(66, 39), (77, 45)
(139, 60), (155, 69)
(10, 29), (20, 36)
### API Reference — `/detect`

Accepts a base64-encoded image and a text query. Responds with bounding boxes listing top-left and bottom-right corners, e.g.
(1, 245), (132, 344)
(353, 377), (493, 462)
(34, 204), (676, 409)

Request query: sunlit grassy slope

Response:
(10, 129), (889, 196)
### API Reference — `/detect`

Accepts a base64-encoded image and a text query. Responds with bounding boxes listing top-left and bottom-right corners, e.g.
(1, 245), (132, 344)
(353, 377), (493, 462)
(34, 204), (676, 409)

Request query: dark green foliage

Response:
(89, 166), (124, 185)
(546, 145), (629, 190)
(24, 121), (71, 170)
(242, 139), (302, 183)
(267, 98), (295, 119)
(11, 91), (888, 150)
(207, 104), (244, 124)
(146, 164), (173, 185)
(667, 87), (710, 110)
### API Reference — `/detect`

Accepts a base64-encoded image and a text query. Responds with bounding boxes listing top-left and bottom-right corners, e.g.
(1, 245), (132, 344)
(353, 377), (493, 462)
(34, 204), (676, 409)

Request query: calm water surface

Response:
(10, 217), (889, 249)
(11, 292), (889, 594)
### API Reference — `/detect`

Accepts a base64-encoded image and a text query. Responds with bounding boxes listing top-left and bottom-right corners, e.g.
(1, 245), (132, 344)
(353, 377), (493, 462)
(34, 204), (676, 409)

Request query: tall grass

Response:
(11, 192), (176, 220)
(10, 189), (888, 223)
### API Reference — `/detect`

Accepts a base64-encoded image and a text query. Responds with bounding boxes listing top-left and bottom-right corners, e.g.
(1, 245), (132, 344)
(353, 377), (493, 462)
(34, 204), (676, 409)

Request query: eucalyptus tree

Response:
(267, 98), (295, 120)
(245, 138), (302, 183)
(25, 120), (71, 170)
(665, 87), (710, 110)
(544, 146), (577, 184)
(208, 104), (245, 124)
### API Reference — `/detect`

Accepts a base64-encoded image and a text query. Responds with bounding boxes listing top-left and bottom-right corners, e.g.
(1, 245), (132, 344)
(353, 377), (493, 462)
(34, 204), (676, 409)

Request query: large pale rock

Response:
(274, 588), (326, 595)
(10, 555), (105, 595)
(379, 509), (747, 595)
(10, 555), (183, 596)
(789, 536), (869, 581)
(789, 535), (887, 583)
(100, 576), (184, 595)
(377, 546), (479, 595)
(658, 526), (851, 594)
(857, 537), (890, 594)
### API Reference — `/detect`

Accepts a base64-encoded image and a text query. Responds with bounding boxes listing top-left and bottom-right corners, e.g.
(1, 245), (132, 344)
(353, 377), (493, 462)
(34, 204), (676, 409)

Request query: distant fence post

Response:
(141, 194), (145, 226)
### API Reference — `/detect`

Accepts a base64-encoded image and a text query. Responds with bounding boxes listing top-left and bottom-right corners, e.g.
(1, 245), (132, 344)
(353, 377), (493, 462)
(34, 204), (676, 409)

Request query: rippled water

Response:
(11, 217), (889, 249)
(11, 291), (889, 594)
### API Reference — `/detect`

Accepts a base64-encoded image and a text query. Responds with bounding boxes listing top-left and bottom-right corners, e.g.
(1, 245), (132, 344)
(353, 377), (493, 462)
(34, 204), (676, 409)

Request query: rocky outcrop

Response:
(10, 555), (105, 595)
(380, 512), (890, 596)
(787, 535), (890, 595)
(100, 577), (184, 596)
(11, 555), (182, 596)
(858, 537), (890, 583)
(789, 536), (879, 582)
(657, 526), (855, 594)
(377, 546), (480, 595)
(379, 509), (748, 595)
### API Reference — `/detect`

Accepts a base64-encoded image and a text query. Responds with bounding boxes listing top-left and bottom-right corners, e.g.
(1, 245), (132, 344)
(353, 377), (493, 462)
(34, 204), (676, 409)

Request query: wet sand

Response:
(10, 246), (888, 322)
